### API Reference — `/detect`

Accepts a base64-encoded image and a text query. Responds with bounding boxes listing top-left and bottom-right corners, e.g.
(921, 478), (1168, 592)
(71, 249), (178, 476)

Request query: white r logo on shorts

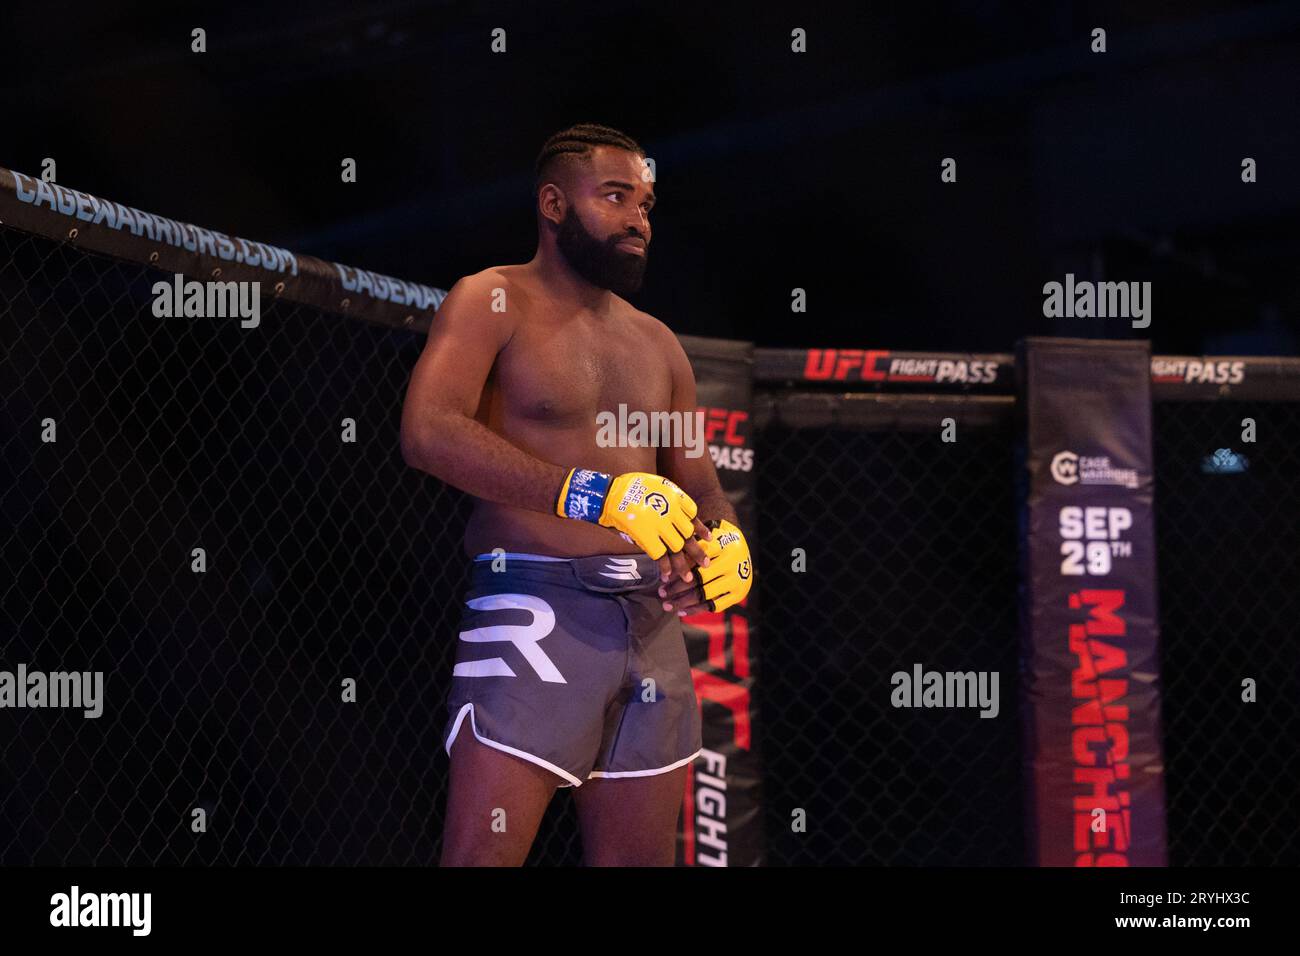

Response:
(600, 557), (641, 581)
(453, 593), (566, 683)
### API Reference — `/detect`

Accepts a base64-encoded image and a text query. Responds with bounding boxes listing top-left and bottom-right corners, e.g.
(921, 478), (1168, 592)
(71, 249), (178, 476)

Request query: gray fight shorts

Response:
(442, 551), (703, 787)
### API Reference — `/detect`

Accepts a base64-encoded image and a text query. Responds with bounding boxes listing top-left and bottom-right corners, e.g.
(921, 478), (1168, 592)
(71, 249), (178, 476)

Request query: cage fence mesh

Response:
(3, 225), (1296, 866)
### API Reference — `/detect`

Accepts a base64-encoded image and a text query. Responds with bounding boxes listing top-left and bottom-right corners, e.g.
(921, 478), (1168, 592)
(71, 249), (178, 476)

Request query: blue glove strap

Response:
(559, 468), (613, 523)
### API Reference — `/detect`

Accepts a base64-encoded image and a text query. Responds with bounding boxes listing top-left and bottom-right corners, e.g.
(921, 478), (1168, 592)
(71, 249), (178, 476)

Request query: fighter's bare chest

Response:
(490, 318), (672, 425)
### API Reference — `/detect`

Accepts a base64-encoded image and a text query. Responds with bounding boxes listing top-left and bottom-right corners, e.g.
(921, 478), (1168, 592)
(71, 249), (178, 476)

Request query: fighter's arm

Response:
(399, 273), (567, 513)
(401, 281), (711, 578)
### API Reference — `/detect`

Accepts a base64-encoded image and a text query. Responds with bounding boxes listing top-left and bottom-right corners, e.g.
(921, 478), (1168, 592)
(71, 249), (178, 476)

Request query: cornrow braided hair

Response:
(534, 123), (645, 196)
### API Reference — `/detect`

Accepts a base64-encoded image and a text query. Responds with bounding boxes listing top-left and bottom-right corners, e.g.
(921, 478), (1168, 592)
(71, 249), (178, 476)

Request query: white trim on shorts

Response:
(444, 701), (584, 788)
(587, 748), (704, 780)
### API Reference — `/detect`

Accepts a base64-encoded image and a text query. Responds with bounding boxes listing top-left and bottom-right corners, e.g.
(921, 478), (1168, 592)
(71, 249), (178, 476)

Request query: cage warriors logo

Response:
(10, 170), (443, 311)
(803, 349), (1000, 384)
(1050, 451), (1139, 490)
(11, 171), (297, 274)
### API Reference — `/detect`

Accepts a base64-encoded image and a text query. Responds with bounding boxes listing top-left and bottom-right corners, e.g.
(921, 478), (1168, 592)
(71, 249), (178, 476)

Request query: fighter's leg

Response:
(440, 726), (562, 866)
(573, 765), (688, 866)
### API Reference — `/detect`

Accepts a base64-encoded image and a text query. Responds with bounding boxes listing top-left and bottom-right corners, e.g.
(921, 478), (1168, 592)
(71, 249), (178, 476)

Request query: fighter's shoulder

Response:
(439, 266), (529, 323)
(446, 265), (527, 301)
(624, 305), (681, 353)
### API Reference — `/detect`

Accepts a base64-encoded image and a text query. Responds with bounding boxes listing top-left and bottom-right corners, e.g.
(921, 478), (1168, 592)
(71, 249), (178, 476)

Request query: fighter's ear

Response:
(537, 182), (567, 228)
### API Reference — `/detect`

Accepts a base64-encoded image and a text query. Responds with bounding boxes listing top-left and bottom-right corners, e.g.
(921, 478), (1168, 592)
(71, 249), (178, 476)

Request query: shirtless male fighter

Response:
(400, 123), (753, 866)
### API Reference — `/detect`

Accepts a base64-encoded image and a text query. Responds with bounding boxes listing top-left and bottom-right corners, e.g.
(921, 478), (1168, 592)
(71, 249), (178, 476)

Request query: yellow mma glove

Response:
(556, 468), (699, 560)
(694, 519), (754, 612)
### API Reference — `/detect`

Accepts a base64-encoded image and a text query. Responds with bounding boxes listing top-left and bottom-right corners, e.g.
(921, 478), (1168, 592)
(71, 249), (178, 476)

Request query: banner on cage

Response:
(677, 335), (762, 867)
(1017, 337), (1167, 866)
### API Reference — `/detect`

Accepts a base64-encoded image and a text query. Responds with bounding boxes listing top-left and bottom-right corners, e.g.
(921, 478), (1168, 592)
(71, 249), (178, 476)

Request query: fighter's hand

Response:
(658, 519), (753, 616)
(556, 469), (710, 570)
(656, 515), (712, 587)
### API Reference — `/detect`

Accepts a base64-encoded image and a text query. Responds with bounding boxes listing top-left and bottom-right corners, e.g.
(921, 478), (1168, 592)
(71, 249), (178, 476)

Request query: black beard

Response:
(555, 210), (647, 297)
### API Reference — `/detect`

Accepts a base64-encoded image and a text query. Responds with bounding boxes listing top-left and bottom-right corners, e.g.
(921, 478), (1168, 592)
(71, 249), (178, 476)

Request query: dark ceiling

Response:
(4, 0), (1300, 353)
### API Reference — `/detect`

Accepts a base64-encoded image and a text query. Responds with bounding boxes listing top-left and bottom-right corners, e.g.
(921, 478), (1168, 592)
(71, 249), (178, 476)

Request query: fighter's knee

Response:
(439, 834), (527, 867)
(583, 842), (676, 867)
(440, 796), (539, 866)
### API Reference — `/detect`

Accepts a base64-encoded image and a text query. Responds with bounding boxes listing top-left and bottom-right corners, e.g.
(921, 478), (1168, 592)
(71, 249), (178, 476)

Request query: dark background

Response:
(4, 0), (1300, 355)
